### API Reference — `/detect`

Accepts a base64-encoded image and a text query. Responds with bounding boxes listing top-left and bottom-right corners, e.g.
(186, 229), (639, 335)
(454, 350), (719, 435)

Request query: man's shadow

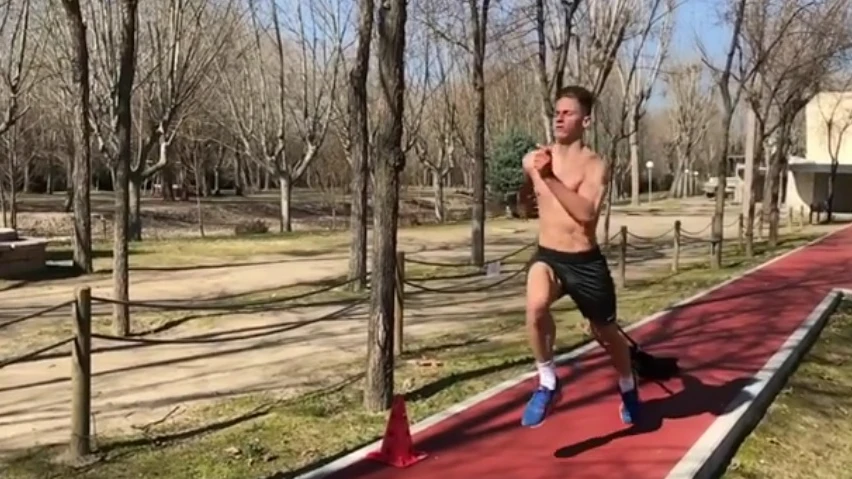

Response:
(553, 373), (757, 458)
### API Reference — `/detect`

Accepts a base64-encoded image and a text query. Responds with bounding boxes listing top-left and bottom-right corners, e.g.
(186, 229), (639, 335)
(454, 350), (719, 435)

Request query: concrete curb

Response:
(667, 289), (847, 479)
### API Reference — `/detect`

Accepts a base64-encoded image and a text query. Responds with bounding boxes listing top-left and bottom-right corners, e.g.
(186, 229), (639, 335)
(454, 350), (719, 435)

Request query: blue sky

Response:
(671, 0), (729, 64)
(644, 0), (730, 110)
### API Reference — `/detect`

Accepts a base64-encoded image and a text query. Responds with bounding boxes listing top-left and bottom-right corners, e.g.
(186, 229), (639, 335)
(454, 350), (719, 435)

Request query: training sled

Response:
(294, 225), (852, 479)
(620, 323), (681, 382)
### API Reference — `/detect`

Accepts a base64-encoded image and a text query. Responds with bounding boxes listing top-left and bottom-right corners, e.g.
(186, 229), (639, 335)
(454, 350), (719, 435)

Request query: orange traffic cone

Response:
(366, 395), (428, 468)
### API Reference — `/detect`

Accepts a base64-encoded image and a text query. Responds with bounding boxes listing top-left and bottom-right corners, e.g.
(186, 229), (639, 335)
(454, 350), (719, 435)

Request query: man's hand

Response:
(531, 146), (554, 178)
(518, 147), (550, 218)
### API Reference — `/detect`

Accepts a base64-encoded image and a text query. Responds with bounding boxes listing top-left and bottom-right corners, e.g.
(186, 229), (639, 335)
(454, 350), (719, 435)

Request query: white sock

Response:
(537, 360), (557, 390)
(618, 375), (635, 393)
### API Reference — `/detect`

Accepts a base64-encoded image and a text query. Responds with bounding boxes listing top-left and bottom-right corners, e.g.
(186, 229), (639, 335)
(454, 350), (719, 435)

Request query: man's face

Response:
(552, 97), (590, 142)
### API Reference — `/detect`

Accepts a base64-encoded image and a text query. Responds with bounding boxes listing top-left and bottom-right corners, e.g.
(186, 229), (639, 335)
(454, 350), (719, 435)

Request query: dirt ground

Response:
(0, 197), (805, 455)
(9, 187), (480, 240)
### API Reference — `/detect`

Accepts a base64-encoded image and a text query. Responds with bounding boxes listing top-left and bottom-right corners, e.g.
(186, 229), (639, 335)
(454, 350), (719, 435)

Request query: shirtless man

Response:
(517, 85), (640, 428)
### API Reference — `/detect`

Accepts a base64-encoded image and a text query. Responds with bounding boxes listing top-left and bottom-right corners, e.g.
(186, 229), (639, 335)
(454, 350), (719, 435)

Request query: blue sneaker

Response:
(619, 387), (641, 425)
(521, 380), (562, 428)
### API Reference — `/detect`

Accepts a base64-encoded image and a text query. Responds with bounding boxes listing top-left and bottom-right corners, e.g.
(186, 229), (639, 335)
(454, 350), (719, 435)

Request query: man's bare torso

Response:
(529, 146), (602, 253)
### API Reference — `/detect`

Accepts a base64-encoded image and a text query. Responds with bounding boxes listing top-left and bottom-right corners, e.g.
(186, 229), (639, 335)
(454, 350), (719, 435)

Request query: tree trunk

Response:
(469, 1), (490, 267)
(629, 115), (641, 206)
(433, 169), (445, 222)
(233, 153), (243, 196)
(129, 173), (142, 240)
(0, 173), (6, 227)
(762, 122), (790, 249)
(347, 0), (373, 291)
(112, 0), (139, 337)
(194, 154), (205, 237)
(711, 110), (734, 269)
(64, 154), (74, 212)
(60, 0), (93, 274)
(278, 170), (292, 233)
(533, 0), (553, 144)
(668, 145), (685, 198)
(365, 0), (406, 413)
(745, 135), (764, 258)
(47, 161), (54, 194)
(827, 155), (839, 222)
(602, 136), (622, 246)
(9, 149), (18, 229)
(348, 157), (369, 287)
(161, 164), (175, 201)
(22, 161), (29, 193)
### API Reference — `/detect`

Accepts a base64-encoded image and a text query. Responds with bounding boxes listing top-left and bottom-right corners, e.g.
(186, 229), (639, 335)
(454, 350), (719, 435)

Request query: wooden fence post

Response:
(394, 252), (405, 357)
(672, 220), (681, 273)
(70, 286), (92, 461)
(618, 226), (627, 288)
(799, 205), (805, 228)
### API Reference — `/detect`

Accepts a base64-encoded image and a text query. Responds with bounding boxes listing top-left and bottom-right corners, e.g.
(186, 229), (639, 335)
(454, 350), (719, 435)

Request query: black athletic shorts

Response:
(530, 244), (617, 325)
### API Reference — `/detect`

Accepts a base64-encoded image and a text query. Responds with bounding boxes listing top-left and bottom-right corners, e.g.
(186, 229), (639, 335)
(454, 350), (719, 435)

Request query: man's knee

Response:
(590, 320), (624, 345)
(525, 262), (559, 327)
(526, 299), (552, 327)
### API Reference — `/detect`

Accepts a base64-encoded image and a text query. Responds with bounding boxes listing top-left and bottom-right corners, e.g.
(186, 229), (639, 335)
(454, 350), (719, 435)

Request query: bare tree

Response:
(414, 40), (456, 222)
(738, 0), (837, 254)
(401, 27), (432, 157)
(345, 0), (374, 291)
(0, 118), (38, 228)
(569, 0), (642, 244)
(364, 0), (406, 412)
(698, 0), (748, 269)
(756, 0), (852, 245)
(225, 0), (344, 233)
(533, 0), (582, 142)
(40, 3), (78, 213)
(568, 0), (633, 98)
(127, 0), (239, 240)
(0, 0), (37, 232)
(467, 0), (490, 267)
(0, 0), (32, 138)
(623, 0), (674, 206)
(86, 0), (141, 335)
(665, 61), (715, 199)
(594, 0), (674, 243)
(816, 89), (852, 222)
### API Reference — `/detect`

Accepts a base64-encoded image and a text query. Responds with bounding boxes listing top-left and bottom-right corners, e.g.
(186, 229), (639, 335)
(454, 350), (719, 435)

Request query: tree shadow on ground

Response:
(0, 266), (87, 293)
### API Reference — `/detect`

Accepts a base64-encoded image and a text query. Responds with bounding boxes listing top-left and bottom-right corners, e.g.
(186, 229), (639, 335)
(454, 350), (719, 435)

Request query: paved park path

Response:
(298, 224), (852, 479)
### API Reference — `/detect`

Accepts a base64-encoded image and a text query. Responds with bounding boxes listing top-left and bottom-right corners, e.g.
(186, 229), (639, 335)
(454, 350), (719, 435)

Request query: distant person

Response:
(516, 85), (640, 428)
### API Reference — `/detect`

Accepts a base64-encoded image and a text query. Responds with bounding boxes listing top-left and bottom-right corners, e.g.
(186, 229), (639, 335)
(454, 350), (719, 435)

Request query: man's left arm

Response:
(542, 160), (607, 225)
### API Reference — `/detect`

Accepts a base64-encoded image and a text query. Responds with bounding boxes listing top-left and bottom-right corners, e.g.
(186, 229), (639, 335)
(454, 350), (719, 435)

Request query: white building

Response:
(786, 91), (852, 213)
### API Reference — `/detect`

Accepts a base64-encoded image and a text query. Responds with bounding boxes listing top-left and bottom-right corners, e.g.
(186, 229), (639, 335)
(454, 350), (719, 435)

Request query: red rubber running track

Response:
(311, 226), (852, 479)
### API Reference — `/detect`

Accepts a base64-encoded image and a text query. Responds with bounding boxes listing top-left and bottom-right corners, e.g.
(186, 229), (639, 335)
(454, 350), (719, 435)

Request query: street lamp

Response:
(693, 170), (699, 197)
(645, 160), (654, 203)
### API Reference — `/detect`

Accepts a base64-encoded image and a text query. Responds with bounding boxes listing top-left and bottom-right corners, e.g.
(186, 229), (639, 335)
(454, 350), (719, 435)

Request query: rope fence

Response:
(0, 207), (813, 462)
